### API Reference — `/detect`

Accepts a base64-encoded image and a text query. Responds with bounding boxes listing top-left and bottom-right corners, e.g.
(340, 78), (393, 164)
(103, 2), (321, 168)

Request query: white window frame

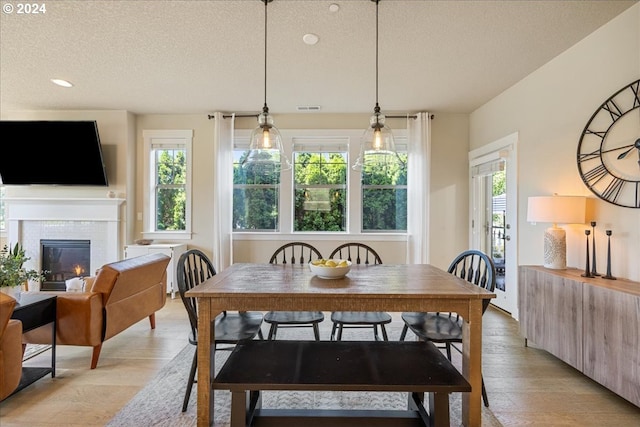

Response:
(233, 128), (408, 242)
(142, 129), (193, 240)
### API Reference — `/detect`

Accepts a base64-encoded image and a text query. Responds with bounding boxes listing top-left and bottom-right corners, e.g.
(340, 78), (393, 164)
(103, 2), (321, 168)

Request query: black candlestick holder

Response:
(603, 230), (617, 280)
(581, 229), (594, 278)
(590, 221), (600, 276)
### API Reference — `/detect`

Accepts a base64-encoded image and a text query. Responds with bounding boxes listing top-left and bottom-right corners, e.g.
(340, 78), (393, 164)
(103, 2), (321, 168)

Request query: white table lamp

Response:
(527, 195), (586, 269)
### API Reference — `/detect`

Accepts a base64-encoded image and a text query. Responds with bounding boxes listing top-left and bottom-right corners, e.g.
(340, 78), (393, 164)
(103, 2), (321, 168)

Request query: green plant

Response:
(0, 242), (46, 288)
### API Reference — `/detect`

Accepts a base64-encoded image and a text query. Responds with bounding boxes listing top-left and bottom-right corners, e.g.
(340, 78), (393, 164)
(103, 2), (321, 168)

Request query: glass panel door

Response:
(470, 134), (518, 317)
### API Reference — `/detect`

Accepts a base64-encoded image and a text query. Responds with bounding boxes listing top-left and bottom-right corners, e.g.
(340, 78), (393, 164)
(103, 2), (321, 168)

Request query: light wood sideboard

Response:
(519, 265), (640, 408)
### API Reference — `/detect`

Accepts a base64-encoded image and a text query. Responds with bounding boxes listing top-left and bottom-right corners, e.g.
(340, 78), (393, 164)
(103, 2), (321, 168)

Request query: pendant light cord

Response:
(375, 0), (379, 111)
(263, 0), (268, 112)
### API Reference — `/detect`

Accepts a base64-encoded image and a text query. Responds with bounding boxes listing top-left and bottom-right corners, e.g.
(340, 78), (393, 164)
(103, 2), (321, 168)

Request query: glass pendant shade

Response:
(353, 112), (401, 170)
(352, 0), (400, 171)
(243, 110), (291, 171)
(242, 0), (290, 172)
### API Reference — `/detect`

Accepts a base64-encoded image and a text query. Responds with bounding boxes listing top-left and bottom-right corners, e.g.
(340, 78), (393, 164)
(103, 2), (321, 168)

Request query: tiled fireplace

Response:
(5, 198), (125, 290)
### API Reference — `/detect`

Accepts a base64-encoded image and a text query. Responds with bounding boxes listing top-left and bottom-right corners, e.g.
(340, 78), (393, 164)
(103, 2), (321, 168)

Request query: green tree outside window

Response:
(155, 149), (186, 231)
(233, 151), (281, 231)
(362, 153), (408, 231)
(294, 152), (347, 232)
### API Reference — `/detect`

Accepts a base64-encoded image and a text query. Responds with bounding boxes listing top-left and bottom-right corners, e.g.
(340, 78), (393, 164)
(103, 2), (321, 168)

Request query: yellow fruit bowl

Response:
(309, 259), (352, 279)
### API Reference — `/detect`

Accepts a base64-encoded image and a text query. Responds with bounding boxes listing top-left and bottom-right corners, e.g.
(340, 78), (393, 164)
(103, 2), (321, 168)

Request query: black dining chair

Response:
(328, 243), (392, 341)
(399, 249), (496, 407)
(176, 249), (264, 412)
(264, 242), (325, 340)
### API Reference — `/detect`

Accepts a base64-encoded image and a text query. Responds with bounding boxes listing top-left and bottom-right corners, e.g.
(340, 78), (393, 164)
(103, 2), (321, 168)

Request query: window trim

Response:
(142, 129), (193, 240)
(233, 128), (408, 238)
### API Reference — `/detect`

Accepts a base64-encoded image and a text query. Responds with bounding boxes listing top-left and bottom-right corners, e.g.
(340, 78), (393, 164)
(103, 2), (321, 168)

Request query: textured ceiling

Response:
(0, 0), (636, 115)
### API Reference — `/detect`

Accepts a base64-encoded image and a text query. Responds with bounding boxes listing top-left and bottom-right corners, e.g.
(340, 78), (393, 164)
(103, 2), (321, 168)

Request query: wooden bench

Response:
(213, 340), (471, 427)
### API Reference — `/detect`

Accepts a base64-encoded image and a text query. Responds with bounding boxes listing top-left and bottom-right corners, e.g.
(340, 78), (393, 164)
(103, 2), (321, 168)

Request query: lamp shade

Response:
(526, 196), (586, 225)
(352, 113), (402, 170)
(242, 111), (291, 171)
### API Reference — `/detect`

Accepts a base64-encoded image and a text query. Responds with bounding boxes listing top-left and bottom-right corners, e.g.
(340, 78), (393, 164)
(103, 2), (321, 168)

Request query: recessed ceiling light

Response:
(51, 78), (73, 88)
(329, 4), (340, 13)
(303, 33), (319, 45)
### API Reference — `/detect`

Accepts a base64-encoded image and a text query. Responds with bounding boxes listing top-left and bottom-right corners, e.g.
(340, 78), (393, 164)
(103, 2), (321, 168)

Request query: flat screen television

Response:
(0, 120), (109, 186)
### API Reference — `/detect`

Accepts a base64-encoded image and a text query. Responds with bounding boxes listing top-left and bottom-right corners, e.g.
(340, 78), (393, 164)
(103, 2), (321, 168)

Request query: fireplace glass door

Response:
(40, 240), (91, 291)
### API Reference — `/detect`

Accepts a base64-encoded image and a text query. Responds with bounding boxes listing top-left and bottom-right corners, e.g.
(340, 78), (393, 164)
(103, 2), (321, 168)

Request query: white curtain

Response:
(406, 112), (431, 264)
(212, 112), (235, 271)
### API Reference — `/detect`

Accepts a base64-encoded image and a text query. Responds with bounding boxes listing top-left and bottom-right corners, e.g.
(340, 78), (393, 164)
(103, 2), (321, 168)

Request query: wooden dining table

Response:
(186, 262), (495, 427)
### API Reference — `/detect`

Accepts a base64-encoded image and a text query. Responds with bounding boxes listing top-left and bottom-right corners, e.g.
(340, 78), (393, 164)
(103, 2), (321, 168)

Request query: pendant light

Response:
(242, 0), (291, 171)
(353, 0), (400, 171)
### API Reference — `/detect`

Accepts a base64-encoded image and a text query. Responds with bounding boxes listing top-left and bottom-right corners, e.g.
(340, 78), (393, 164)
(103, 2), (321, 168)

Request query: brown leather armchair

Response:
(23, 253), (170, 369)
(0, 292), (23, 401)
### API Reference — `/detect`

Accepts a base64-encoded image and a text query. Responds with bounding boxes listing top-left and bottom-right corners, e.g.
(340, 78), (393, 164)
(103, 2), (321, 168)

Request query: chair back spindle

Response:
(270, 242), (323, 265)
(330, 243), (382, 265)
(177, 249), (217, 343)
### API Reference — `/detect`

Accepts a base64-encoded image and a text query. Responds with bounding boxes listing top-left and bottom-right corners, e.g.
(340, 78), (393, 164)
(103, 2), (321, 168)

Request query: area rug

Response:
(107, 330), (502, 427)
(22, 344), (52, 361)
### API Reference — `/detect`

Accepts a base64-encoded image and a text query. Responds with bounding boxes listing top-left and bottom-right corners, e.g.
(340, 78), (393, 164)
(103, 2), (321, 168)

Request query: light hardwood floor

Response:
(1, 298), (639, 426)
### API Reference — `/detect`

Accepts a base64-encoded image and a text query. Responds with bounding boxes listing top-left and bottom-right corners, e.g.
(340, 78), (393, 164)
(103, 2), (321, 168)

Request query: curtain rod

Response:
(208, 114), (428, 120)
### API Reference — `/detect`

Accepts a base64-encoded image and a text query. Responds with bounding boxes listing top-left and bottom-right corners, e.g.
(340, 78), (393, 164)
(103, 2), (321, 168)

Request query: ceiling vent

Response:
(296, 105), (321, 112)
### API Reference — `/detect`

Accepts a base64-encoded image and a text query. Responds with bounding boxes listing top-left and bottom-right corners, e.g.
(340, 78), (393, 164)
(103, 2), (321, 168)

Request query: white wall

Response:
(429, 113), (470, 269)
(470, 4), (640, 281)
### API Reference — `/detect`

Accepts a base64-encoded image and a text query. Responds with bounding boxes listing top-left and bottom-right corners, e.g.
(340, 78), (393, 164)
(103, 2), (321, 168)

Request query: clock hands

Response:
(615, 138), (640, 159)
(616, 146), (635, 159)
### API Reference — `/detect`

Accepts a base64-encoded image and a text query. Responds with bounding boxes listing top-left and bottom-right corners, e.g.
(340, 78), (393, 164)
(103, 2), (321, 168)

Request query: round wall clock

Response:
(577, 79), (640, 208)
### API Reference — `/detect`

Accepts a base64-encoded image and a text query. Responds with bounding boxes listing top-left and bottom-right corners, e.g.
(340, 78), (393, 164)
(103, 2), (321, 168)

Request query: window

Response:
(233, 137), (282, 231)
(293, 138), (348, 232)
(143, 130), (193, 240)
(233, 148), (281, 231)
(232, 129), (407, 235)
(361, 145), (408, 232)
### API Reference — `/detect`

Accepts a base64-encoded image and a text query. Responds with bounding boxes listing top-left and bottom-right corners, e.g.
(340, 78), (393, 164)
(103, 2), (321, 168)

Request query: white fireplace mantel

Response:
(5, 198), (125, 222)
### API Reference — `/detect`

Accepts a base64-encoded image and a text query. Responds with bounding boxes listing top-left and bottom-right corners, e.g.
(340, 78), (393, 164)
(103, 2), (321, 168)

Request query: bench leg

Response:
(230, 391), (246, 427)
(428, 392), (450, 427)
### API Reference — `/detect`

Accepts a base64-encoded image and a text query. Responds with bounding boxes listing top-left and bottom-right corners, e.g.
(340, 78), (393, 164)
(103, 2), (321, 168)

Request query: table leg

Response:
(461, 300), (483, 426)
(196, 299), (220, 427)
